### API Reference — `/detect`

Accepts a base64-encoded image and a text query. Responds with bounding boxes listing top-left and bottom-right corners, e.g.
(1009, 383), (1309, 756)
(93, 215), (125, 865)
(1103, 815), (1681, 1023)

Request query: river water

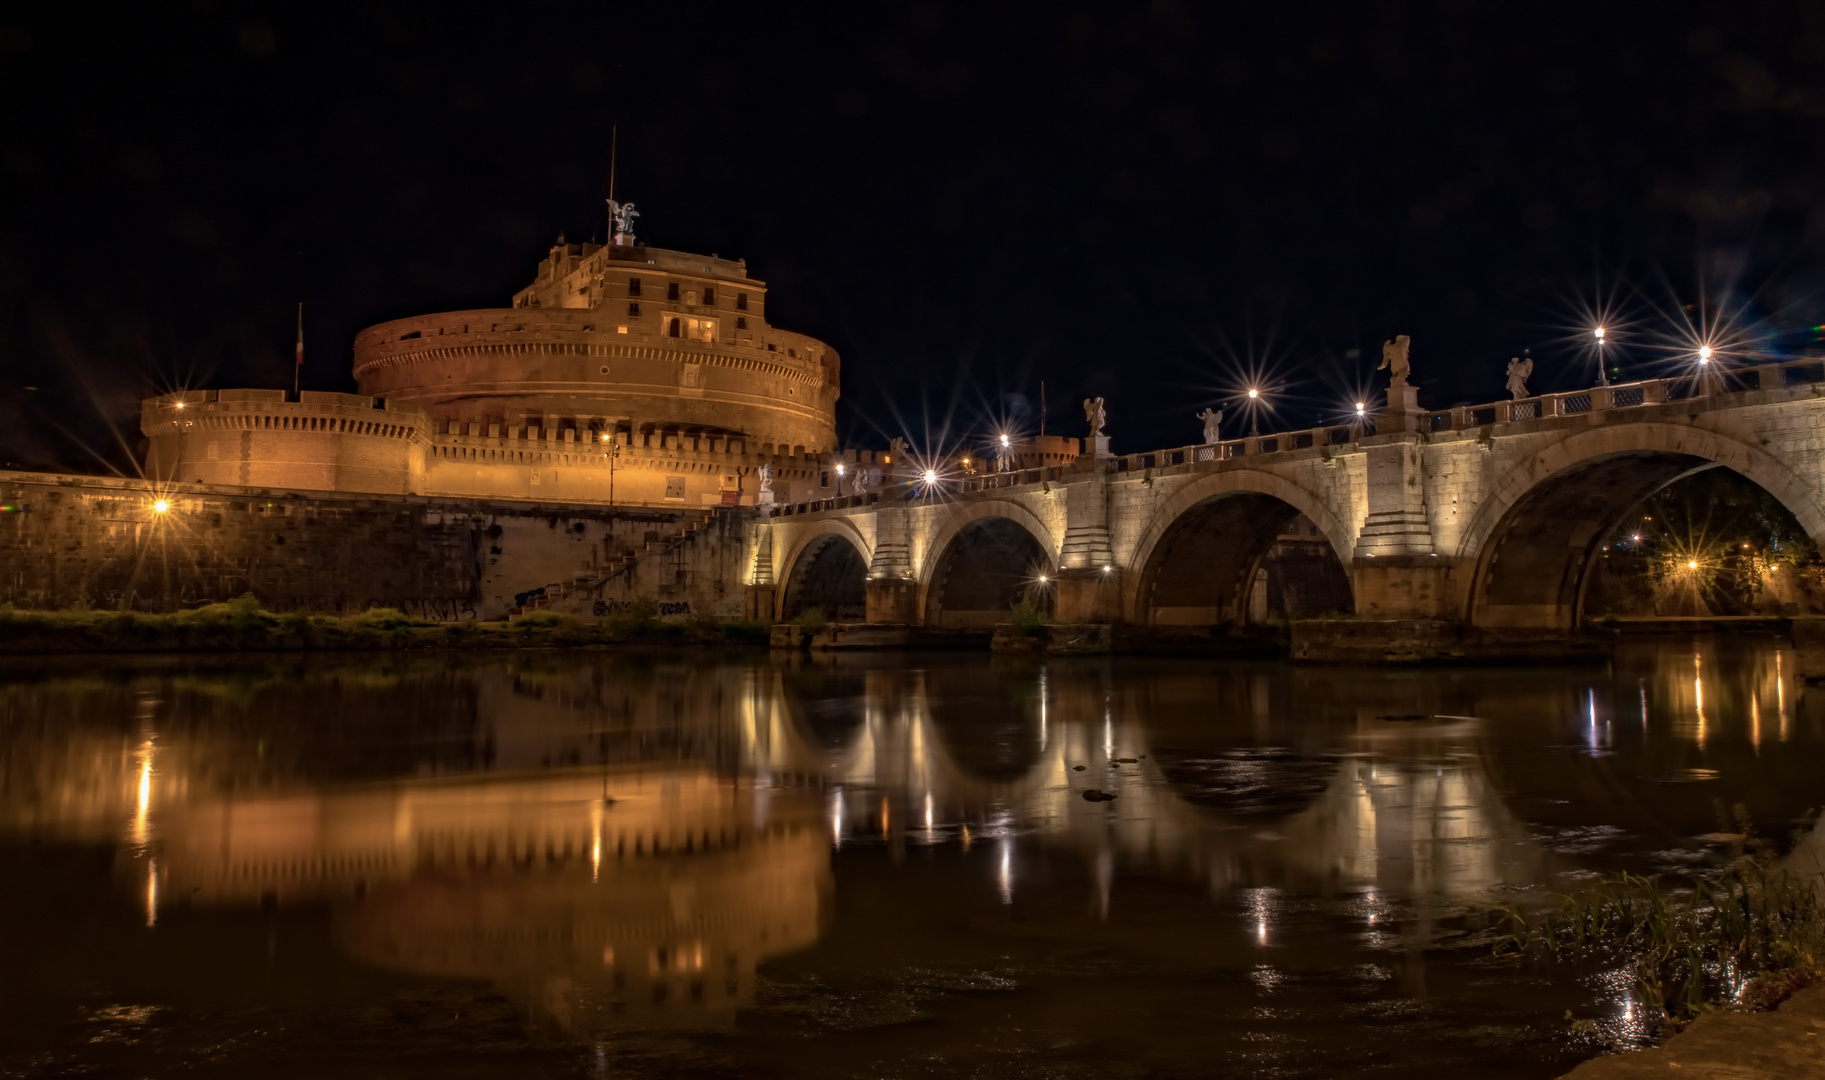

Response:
(0, 636), (1820, 1078)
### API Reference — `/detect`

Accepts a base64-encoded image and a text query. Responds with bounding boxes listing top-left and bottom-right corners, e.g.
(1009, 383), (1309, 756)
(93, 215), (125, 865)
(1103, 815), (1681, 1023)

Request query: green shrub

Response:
(1008, 598), (1050, 638)
(789, 606), (829, 630)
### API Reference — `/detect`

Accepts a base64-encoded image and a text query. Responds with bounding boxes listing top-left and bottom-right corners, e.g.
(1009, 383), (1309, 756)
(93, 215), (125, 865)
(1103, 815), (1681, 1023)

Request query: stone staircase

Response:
(509, 510), (715, 619)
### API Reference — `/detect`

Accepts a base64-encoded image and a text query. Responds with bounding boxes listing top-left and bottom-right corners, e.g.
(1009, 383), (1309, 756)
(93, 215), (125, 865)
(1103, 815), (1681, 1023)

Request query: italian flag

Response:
(295, 303), (304, 367)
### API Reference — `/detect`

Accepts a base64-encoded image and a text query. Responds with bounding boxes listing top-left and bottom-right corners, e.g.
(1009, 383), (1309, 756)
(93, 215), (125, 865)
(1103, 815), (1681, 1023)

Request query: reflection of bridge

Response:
(750, 362), (1825, 640)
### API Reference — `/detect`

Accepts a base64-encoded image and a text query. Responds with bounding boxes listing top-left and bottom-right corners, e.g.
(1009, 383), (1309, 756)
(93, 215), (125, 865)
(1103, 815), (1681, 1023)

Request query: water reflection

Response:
(0, 638), (1822, 1074)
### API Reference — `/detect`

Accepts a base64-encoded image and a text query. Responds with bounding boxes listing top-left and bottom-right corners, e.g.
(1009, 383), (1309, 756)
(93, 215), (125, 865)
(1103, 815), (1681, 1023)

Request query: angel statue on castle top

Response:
(608, 199), (639, 240)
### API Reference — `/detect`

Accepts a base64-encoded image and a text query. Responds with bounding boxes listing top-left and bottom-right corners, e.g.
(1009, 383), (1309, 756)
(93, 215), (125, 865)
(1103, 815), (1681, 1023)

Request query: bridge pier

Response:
(1350, 557), (1454, 619)
(1055, 568), (1123, 623)
(864, 577), (918, 624)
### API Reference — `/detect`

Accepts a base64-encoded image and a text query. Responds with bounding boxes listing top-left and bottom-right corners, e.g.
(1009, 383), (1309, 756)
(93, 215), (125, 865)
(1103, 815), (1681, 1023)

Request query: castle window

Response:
(628, 302), (641, 316)
(684, 317), (716, 342)
(735, 292), (748, 311)
(627, 277), (642, 297)
(666, 282), (680, 301)
(736, 316), (747, 330)
(668, 317), (681, 338)
(702, 286), (715, 305)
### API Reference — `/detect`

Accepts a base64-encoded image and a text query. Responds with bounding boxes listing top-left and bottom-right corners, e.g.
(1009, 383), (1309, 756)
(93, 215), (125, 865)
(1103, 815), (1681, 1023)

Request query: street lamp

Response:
(1247, 387), (1261, 437)
(1594, 327), (1609, 387)
(1698, 344), (1713, 364)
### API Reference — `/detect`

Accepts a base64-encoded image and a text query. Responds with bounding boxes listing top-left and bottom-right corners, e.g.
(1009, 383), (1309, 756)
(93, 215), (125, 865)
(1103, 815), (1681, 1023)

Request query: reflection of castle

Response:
(160, 764), (828, 1033)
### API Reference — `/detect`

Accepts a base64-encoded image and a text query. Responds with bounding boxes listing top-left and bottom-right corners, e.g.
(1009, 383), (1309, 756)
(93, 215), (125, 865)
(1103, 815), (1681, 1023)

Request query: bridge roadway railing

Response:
(759, 357), (1825, 518)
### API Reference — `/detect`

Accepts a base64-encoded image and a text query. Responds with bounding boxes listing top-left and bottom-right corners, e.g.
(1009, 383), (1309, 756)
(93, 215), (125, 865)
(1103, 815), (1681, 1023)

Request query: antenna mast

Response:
(605, 125), (617, 242)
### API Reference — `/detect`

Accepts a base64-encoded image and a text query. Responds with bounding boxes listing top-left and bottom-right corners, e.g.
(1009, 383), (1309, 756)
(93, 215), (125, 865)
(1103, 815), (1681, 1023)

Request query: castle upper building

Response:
(141, 215), (845, 507)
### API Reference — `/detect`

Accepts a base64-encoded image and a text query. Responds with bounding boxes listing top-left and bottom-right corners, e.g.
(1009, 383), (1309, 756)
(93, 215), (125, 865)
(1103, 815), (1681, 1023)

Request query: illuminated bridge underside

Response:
(757, 368), (1825, 633)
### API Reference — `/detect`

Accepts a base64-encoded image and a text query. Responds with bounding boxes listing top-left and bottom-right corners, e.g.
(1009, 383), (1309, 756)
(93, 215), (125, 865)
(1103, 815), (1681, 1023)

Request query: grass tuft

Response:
(1495, 806), (1825, 1028)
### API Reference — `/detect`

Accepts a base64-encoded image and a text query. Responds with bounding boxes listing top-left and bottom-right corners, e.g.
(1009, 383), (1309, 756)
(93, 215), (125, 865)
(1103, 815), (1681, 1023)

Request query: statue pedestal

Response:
(1092, 435), (1111, 459)
(1380, 383), (1424, 433)
(756, 490), (775, 505)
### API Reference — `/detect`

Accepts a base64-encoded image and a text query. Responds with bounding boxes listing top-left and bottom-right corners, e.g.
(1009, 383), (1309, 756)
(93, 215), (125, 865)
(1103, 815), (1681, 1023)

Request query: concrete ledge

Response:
(1291, 618), (1615, 664)
(990, 623), (1113, 654)
(767, 623), (992, 651)
(1559, 983), (1824, 1079)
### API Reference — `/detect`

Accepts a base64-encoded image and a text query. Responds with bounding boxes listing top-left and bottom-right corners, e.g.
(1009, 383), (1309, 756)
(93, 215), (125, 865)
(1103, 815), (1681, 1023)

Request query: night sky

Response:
(5, 2), (1825, 471)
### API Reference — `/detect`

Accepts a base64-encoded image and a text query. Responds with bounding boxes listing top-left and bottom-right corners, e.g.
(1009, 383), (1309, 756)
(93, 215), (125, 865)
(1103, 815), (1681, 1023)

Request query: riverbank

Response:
(1562, 983), (1824, 1078)
(0, 598), (770, 652)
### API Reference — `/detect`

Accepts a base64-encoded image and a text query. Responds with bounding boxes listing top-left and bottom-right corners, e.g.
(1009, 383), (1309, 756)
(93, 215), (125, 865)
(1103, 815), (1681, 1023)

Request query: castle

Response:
(140, 220), (845, 507)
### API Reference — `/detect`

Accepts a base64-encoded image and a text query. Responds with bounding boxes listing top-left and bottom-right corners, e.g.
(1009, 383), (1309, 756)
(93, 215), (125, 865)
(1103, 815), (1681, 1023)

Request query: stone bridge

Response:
(746, 360), (1825, 643)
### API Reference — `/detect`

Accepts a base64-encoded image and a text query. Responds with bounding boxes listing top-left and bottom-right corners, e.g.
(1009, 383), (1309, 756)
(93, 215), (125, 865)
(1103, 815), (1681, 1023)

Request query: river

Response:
(0, 636), (1818, 1078)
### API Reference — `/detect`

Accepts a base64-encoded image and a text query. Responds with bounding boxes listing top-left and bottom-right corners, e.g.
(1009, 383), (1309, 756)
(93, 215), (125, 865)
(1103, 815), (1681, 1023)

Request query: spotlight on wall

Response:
(152, 500), (170, 513)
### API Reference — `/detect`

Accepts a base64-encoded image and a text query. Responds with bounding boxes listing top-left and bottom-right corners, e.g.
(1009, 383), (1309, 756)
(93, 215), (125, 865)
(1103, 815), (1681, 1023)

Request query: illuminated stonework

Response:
(141, 236), (841, 507)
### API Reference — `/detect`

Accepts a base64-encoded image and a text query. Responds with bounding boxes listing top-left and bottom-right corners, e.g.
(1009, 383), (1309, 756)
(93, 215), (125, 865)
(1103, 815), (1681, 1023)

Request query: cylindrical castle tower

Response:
(352, 240), (839, 455)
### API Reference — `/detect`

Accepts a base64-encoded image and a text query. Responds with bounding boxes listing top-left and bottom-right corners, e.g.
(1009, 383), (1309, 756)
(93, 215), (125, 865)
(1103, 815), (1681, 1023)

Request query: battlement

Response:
(350, 308), (831, 388)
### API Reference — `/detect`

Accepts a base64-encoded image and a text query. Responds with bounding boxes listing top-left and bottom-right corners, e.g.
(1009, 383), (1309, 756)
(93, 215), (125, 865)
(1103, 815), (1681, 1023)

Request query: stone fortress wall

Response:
(0, 470), (749, 621)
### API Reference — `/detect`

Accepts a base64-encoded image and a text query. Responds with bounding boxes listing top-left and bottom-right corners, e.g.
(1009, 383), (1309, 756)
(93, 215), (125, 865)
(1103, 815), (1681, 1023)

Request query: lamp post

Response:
(1247, 388), (1261, 437)
(1594, 327), (1609, 387)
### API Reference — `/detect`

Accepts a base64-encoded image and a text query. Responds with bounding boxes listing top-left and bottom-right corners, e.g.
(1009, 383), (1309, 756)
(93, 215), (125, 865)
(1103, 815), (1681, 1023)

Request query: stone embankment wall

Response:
(0, 471), (746, 621)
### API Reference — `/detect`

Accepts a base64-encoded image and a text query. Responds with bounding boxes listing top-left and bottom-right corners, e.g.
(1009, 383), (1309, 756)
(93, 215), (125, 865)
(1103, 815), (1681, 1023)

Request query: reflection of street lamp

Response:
(1247, 388), (1261, 437)
(1594, 326), (1609, 387)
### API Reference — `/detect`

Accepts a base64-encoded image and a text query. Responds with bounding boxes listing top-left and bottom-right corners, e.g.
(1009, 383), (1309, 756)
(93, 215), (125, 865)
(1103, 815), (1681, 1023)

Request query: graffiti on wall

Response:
(592, 599), (693, 617)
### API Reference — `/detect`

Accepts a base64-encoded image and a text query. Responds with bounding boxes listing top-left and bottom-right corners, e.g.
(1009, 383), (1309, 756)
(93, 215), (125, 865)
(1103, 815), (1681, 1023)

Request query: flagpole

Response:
(294, 302), (303, 399)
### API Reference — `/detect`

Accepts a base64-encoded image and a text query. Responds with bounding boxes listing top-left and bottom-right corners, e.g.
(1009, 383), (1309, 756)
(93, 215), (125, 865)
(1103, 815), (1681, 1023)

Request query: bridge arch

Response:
(1124, 469), (1355, 626)
(776, 519), (872, 622)
(917, 501), (1061, 628)
(1456, 422), (1825, 629)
